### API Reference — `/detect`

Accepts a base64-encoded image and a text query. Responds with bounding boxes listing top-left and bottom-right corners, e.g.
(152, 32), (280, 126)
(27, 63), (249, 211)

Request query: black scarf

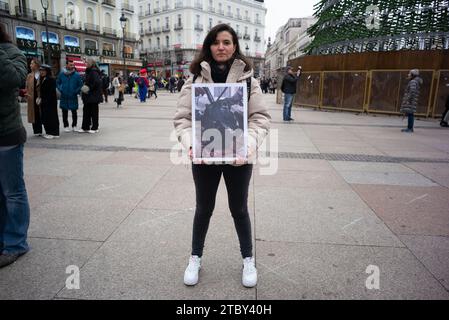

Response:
(210, 61), (230, 83)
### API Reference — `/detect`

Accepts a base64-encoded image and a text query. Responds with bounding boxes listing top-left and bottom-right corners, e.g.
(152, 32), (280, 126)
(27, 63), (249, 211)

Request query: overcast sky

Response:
(264, 0), (319, 42)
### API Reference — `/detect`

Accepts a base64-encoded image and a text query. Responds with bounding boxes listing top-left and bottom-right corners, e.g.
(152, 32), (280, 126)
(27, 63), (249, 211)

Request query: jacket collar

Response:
(199, 59), (253, 83)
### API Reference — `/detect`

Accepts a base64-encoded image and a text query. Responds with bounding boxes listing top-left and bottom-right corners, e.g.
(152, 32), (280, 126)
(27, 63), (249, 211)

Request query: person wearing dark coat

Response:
(39, 64), (60, 139)
(400, 69), (423, 133)
(0, 25), (31, 268)
(281, 66), (301, 121)
(79, 58), (103, 133)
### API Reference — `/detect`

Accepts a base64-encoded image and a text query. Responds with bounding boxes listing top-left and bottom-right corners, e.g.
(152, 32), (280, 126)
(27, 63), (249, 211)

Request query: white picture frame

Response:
(192, 82), (248, 162)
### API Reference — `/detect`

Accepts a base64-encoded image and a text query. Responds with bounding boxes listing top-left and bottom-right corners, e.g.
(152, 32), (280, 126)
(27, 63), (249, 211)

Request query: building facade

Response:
(264, 17), (315, 78)
(137, 0), (266, 78)
(0, 0), (142, 77)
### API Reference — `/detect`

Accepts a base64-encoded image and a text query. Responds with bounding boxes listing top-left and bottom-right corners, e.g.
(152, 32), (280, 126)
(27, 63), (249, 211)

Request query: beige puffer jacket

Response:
(173, 59), (271, 161)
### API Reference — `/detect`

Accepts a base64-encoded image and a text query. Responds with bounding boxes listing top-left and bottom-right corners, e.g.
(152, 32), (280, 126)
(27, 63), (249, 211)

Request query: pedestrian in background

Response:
(25, 58), (43, 136)
(0, 24), (31, 268)
(57, 60), (83, 132)
(137, 69), (149, 103)
(39, 64), (60, 139)
(79, 58), (102, 133)
(148, 76), (158, 99)
(281, 66), (301, 121)
(440, 95), (449, 127)
(100, 70), (110, 103)
(174, 23), (270, 288)
(400, 69), (422, 133)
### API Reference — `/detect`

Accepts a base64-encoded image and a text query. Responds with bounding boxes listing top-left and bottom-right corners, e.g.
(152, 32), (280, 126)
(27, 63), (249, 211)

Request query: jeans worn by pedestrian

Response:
(0, 144), (30, 255)
(283, 93), (294, 121)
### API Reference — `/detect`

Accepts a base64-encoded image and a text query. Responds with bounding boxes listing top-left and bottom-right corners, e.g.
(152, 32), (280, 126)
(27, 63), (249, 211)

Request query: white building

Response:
(0, 0), (142, 76)
(264, 17), (316, 78)
(137, 0), (266, 78)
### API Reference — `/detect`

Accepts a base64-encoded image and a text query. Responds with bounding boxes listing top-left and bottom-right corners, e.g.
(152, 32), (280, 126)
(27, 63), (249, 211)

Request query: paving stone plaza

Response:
(1, 92), (448, 300)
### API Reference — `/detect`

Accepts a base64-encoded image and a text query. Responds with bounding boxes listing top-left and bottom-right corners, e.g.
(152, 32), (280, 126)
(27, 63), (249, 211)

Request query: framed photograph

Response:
(192, 83), (248, 162)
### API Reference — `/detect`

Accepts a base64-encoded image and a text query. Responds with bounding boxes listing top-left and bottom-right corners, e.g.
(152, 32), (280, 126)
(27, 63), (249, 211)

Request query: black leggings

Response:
(191, 164), (253, 258)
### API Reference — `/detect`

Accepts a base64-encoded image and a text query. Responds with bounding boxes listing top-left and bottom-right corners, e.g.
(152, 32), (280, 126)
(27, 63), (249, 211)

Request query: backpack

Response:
(193, 74), (252, 102)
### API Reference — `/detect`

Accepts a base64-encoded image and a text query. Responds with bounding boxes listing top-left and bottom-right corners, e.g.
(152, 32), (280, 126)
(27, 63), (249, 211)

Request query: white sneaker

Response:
(43, 134), (54, 139)
(88, 130), (99, 134)
(72, 126), (78, 132)
(184, 255), (201, 286)
(64, 127), (71, 132)
(77, 129), (88, 133)
(242, 257), (257, 288)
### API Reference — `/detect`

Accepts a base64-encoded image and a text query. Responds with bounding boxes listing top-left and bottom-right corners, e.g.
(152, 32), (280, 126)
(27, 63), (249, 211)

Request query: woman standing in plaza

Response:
(173, 24), (270, 288)
(25, 58), (43, 136)
(39, 64), (60, 139)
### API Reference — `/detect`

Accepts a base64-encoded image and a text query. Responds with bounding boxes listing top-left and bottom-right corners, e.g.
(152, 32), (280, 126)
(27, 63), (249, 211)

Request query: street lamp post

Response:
(41, 0), (51, 65)
(120, 11), (128, 80)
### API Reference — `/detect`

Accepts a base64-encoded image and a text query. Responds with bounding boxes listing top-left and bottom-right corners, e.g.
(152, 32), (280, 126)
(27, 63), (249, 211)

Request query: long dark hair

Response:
(190, 24), (252, 75)
(0, 23), (12, 43)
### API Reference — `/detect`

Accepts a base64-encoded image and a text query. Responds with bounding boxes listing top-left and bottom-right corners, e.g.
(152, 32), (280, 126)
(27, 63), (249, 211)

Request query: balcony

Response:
(236, 14), (242, 20)
(42, 13), (61, 25)
(162, 46), (170, 52)
(154, 8), (160, 13)
(85, 23), (100, 33)
(254, 35), (261, 42)
(175, 2), (184, 9)
(15, 6), (37, 20)
(145, 10), (151, 16)
(0, 1), (9, 12)
(153, 27), (161, 34)
(255, 20), (262, 25)
(194, 23), (203, 31)
(122, 3), (134, 13)
(66, 19), (82, 30)
(103, 27), (117, 37)
(174, 23), (183, 30)
(218, 9), (224, 15)
(101, 0), (115, 7)
(139, 29), (145, 36)
(194, 3), (203, 10)
(208, 7), (215, 13)
(145, 28), (153, 35)
(162, 25), (170, 32)
(236, 32), (242, 39)
(162, 5), (170, 11)
(226, 12), (233, 18)
(244, 16), (251, 22)
(243, 34), (250, 40)
(124, 32), (136, 41)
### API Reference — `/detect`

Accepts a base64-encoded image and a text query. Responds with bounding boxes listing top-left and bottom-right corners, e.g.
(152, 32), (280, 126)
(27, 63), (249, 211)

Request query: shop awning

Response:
(67, 56), (87, 74)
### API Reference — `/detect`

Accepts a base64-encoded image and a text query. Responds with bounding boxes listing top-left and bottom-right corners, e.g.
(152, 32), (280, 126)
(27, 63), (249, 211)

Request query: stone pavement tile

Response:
(57, 209), (255, 300)
(352, 185), (449, 236)
(405, 162), (449, 188)
(315, 146), (384, 156)
(27, 149), (114, 163)
(379, 149), (449, 160)
(330, 161), (415, 173)
(399, 235), (449, 291)
(42, 164), (170, 200)
(24, 175), (67, 207)
(28, 196), (137, 241)
(0, 238), (100, 300)
(275, 159), (335, 172)
(256, 242), (449, 300)
(255, 186), (403, 247)
(98, 151), (172, 167)
(24, 160), (87, 177)
(253, 169), (350, 189)
(337, 171), (438, 187)
(24, 147), (49, 160)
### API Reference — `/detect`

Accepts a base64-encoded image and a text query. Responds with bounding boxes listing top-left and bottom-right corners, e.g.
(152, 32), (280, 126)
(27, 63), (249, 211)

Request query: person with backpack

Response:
(281, 66), (301, 121)
(136, 69), (149, 103)
(173, 23), (270, 288)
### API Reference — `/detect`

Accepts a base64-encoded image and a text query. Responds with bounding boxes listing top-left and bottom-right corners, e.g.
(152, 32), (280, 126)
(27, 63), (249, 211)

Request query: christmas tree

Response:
(306, 0), (449, 55)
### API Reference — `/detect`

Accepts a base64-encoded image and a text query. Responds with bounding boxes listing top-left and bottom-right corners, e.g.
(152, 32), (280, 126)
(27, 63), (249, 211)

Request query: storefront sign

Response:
(101, 58), (142, 67)
(17, 38), (37, 50)
(43, 43), (61, 53)
(102, 50), (115, 57)
(65, 45), (81, 54)
(85, 48), (99, 56)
